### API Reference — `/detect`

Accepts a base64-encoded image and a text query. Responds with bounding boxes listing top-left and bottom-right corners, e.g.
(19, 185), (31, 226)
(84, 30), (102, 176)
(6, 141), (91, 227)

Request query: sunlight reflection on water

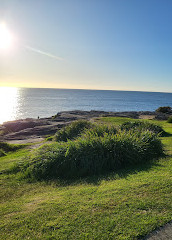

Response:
(0, 87), (19, 124)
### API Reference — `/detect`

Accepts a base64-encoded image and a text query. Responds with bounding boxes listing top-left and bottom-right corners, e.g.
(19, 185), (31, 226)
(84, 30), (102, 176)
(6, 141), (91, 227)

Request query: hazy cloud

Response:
(25, 45), (64, 61)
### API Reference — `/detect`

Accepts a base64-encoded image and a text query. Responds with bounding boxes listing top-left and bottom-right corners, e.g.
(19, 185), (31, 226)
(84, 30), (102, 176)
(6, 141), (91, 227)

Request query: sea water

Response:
(0, 87), (172, 124)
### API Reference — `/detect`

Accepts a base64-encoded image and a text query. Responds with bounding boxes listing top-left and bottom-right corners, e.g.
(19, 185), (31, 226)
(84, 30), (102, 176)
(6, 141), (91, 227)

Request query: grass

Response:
(0, 117), (172, 239)
(96, 116), (134, 126)
(0, 142), (24, 152)
(0, 148), (30, 173)
(98, 116), (165, 126)
(54, 120), (93, 142)
(0, 142), (25, 158)
(119, 121), (165, 136)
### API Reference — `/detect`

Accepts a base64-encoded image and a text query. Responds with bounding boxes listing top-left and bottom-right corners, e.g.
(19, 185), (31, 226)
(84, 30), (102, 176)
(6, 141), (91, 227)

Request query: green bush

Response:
(156, 106), (172, 113)
(167, 116), (172, 123)
(54, 120), (93, 142)
(17, 128), (164, 180)
(120, 121), (165, 136)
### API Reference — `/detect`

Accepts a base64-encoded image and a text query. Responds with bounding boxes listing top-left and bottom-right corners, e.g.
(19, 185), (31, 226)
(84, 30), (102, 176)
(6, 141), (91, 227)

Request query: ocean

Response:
(0, 87), (172, 124)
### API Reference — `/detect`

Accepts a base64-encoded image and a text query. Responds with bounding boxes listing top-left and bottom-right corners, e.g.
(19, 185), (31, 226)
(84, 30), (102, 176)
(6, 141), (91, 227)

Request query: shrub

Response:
(54, 120), (93, 142)
(167, 116), (172, 123)
(120, 121), (165, 136)
(17, 129), (164, 180)
(156, 106), (172, 113)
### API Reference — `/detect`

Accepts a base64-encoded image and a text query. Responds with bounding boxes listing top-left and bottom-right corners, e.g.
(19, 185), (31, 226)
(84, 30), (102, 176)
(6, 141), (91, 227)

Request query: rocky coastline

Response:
(0, 110), (171, 144)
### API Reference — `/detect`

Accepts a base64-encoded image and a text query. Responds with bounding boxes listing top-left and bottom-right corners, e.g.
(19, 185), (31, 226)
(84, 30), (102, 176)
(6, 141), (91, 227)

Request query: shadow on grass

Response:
(4, 154), (166, 188)
(4, 154), (167, 188)
(50, 157), (164, 187)
(162, 131), (172, 137)
(5, 146), (168, 187)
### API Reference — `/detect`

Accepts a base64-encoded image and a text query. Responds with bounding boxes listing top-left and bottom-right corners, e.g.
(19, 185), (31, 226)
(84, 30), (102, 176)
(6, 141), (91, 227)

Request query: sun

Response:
(0, 23), (13, 50)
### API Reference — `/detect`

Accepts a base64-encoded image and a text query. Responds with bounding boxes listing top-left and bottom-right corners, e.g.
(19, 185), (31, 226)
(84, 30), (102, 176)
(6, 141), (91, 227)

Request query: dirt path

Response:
(6, 137), (45, 145)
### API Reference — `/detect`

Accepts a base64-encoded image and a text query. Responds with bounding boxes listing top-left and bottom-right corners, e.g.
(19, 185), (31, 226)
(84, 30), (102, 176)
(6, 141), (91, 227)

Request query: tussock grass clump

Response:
(19, 143), (67, 180)
(54, 120), (93, 142)
(156, 106), (171, 113)
(167, 116), (172, 123)
(82, 124), (117, 138)
(63, 130), (163, 179)
(16, 126), (164, 180)
(120, 121), (165, 136)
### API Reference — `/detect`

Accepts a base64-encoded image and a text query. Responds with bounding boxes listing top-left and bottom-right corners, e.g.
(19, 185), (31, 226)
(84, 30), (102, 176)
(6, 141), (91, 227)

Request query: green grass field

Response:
(0, 117), (172, 240)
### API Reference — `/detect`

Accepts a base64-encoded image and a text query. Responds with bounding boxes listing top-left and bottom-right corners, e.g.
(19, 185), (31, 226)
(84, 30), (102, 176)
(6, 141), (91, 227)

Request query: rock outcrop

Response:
(0, 110), (170, 144)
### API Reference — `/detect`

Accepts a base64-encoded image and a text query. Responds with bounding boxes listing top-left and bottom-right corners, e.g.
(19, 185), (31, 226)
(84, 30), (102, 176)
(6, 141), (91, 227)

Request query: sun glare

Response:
(0, 23), (13, 50)
(0, 87), (19, 124)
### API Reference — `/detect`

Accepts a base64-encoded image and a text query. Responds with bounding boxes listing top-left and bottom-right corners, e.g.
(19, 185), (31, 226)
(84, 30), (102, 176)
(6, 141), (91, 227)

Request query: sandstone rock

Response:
(0, 110), (169, 144)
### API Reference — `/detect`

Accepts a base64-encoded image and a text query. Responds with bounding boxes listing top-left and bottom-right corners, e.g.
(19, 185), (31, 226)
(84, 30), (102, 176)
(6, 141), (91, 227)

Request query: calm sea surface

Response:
(0, 87), (172, 124)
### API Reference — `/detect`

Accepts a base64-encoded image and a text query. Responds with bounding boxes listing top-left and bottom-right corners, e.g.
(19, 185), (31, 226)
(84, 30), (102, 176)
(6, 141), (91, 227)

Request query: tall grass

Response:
(82, 124), (117, 137)
(54, 120), (93, 142)
(14, 123), (164, 180)
(120, 121), (165, 136)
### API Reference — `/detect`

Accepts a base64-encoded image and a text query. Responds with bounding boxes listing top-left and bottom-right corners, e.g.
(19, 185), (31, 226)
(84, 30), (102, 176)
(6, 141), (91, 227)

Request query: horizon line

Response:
(0, 86), (171, 94)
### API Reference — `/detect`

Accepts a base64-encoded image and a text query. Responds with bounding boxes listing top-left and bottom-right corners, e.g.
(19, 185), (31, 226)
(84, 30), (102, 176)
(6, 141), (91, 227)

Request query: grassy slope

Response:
(0, 118), (172, 240)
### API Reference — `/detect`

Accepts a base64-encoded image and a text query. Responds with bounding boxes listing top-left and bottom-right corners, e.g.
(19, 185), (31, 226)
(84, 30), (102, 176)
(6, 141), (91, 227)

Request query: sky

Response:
(0, 0), (172, 92)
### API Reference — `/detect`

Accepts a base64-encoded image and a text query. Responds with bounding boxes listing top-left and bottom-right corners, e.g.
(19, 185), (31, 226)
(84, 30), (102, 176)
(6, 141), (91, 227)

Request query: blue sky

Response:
(0, 0), (172, 92)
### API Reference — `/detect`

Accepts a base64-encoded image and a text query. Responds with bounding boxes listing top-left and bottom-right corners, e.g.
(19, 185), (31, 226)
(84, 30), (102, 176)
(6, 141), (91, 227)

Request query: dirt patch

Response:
(139, 115), (155, 120)
(6, 137), (45, 145)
